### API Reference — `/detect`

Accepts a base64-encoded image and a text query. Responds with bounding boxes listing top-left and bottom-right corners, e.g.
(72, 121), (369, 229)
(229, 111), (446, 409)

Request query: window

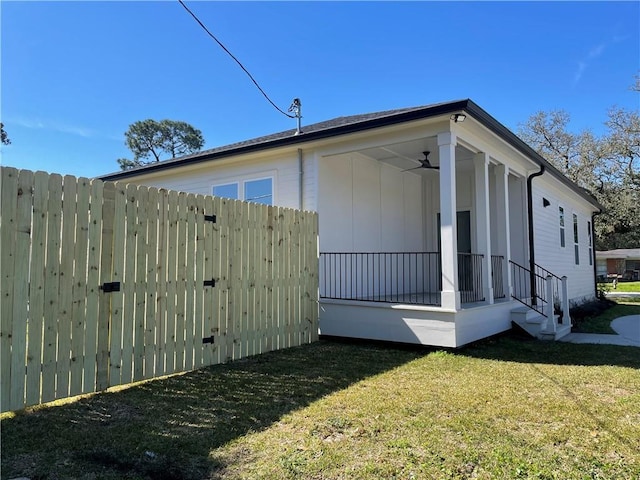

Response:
(573, 213), (579, 265)
(559, 207), (565, 247)
(212, 177), (273, 205)
(245, 178), (273, 205)
(213, 183), (238, 200)
(587, 221), (593, 266)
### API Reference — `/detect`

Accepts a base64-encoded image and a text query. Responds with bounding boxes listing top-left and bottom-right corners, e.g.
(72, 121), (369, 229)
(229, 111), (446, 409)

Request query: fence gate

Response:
(0, 167), (319, 413)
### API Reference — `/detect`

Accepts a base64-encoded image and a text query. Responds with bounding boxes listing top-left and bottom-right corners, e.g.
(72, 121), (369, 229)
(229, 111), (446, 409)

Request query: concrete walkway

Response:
(560, 314), (640, 347)
(605, 291), (640, 300)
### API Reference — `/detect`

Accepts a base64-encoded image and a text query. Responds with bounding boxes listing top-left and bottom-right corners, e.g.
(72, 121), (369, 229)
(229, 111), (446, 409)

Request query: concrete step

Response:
(510, 305), (544, 324)
(538, 322), (572, 341)
(511, 306), (572, 341)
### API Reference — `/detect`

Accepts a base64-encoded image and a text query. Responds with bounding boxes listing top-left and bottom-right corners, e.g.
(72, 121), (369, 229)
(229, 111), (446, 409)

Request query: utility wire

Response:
(178, 0), (295, 119)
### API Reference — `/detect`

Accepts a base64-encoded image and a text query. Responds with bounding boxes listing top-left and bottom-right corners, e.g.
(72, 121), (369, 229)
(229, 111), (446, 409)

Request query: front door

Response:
(437, 211), (472, 291)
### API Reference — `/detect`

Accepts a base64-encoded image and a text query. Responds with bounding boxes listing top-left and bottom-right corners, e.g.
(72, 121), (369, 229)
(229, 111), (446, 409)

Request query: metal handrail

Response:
(319, 252), (442, 305)
(510, 260), (562, 319)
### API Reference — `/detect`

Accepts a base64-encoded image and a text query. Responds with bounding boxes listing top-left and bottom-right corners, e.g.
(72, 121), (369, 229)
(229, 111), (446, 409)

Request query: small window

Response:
(245, 178), (273, 205)
(213, 183), (238, 200)
(559, 207), (565, 247)
(573, 213), (579, 265)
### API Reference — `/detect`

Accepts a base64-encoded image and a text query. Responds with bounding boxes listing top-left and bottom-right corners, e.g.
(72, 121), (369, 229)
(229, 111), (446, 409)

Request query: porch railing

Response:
(319, 252), (441, 305)
(458, 253), (485, 303)
(319, 252), (490, 306)
(491, 255), (506, 299)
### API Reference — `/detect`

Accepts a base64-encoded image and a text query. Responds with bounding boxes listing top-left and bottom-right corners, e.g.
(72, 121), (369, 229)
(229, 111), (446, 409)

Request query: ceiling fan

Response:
(403, 151), (439, 172)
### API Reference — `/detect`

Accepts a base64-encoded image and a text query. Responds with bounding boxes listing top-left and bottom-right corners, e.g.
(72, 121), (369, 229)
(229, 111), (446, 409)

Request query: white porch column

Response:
(438, 132), (460, 310)
(474, 153), (493, 304)
(495, 164), (512, 298)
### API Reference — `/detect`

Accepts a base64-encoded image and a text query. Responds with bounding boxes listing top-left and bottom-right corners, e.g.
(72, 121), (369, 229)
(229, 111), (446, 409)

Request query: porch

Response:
(318, 251), (572, 346)
(314, 114), (565, 346)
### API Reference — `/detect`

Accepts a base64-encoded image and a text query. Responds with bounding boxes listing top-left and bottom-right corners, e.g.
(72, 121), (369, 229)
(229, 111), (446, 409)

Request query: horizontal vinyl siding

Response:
(111, 153), (306, 210)
(532, 177), (597, 303)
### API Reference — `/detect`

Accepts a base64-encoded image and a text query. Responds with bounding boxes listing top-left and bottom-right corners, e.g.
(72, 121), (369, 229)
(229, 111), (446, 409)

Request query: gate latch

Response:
(101, 282), (121, 293)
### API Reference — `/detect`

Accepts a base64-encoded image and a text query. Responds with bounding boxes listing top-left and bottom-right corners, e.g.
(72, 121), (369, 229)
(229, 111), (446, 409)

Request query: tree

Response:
(1, 123), (11, 145)
(518, 79), (640, 250)
(118, 119), (204, 170)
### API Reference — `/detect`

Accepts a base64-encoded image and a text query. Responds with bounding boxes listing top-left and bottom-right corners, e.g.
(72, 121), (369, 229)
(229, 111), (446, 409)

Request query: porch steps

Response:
(510, 306), (571, 341)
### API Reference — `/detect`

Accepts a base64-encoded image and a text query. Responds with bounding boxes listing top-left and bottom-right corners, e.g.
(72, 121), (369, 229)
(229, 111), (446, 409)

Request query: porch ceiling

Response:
(358, 138), (476, 173)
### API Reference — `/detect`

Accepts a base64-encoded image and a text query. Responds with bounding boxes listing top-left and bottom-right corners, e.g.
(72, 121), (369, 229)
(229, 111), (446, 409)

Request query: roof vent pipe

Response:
(289, 98), (302, 135)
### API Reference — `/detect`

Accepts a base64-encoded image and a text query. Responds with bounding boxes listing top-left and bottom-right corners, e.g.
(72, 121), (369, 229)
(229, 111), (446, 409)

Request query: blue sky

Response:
(2, 1), (638, 178)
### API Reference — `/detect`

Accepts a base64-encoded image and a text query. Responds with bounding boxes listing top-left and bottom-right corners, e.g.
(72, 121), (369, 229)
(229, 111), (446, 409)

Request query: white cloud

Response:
(9, 116), (98, 138)
(572, 40), (609, 86)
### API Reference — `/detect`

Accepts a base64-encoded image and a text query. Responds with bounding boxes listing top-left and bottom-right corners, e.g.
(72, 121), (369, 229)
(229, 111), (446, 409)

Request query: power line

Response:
(177, 0), (295, 119)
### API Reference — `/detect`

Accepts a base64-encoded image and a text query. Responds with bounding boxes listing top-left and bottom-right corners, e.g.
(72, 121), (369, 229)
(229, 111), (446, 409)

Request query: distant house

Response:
(596, 249), (640, 281)
(100, 99), (601, 346)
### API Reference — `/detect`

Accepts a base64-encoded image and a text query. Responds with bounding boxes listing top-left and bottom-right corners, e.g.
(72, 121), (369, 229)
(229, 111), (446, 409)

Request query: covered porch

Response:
(316, 120), (534, 347)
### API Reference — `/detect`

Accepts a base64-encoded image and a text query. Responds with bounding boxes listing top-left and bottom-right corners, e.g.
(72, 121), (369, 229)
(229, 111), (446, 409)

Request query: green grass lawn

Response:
(2, 337), (639, 480)
(613, 281), (640, 293)
(573, 302), (640, 334)
(598, 281), (640, 293)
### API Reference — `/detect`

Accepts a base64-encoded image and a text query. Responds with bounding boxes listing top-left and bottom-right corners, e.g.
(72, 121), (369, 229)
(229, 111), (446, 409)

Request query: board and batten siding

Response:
(318, 153), (423, 253)
(531, 175), (597, 302)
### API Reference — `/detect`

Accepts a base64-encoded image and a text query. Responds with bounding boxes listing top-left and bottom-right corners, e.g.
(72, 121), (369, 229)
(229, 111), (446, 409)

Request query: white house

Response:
(100, 99), (602, 347)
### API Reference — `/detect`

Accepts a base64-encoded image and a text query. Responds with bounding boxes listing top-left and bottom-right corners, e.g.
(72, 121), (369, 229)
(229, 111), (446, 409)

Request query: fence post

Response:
(544, 275), (556, 333)
(561, 276), (571, 326)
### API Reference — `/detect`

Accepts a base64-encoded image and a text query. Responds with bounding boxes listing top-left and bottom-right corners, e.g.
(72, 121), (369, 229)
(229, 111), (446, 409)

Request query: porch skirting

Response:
(319, 299), (515, 348)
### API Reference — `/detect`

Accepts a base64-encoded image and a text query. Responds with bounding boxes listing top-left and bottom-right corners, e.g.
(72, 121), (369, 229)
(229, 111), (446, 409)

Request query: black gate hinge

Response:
(204, 279), (216, 287)
(101, 282), (121, 293)
(202, 336), (215, 344)
(204, 214), (216, 223)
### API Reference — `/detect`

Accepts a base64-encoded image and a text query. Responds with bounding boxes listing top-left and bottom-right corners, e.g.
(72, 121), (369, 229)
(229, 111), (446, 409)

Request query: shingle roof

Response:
(193, 104), (430, 156)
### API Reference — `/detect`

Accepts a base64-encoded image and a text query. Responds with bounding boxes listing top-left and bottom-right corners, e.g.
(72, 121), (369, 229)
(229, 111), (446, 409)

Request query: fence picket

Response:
(202, 195), (215, 366)
(144, 187), (159, 379)
(175, 192), (188, 372)
(165, 190), (178, 374)
(41, 174), (64, 403)
(247, 204), (258, 356)
(0, 167), (18, 412)
(120, 183), (138, 384)
(10, 169), (33, 410)
(85, 180), (103, 393)
(70, 177), (90, 396)
(225, 200), (242, 361)
(184, 193), (197, 370)
(96, 182), (114, 391)
(155, 189), (169, 376)
(240, 201), (250, 357)
(55, 175), (77, 399)
(26, 172), (49, 405)
(193, 194), (205, 368)
(133, 185), (148, 382)
(212, 195), (226, 365)
(265, 205), (275, 352)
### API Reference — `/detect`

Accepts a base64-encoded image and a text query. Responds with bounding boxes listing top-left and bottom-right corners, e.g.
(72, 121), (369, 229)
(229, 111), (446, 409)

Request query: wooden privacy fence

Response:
(0, 167), (319, 413)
